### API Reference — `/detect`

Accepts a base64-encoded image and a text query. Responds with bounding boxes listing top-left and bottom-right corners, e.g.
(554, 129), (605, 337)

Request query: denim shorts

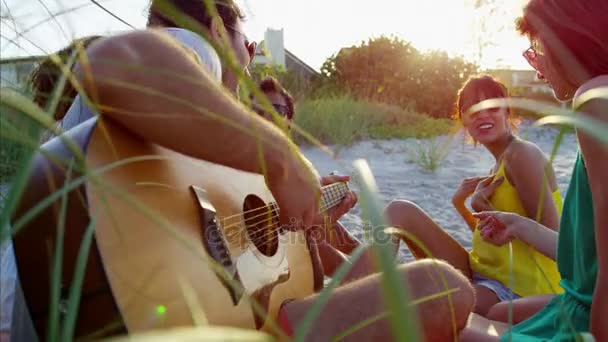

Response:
(472, 272), (521, 302)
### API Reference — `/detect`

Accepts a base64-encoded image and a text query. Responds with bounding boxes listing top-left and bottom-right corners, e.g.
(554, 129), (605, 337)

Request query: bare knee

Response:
(400, 260), (475, 340)
(385, 200), (424, 227)
(486, 302), (507, 322)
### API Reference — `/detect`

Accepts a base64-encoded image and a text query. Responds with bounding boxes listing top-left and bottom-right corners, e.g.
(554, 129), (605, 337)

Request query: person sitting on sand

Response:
(248, 76), (369, 280)
(7, 1), (479, 341)
(461, 0), (608, 340)
(383, 75), (564, 317)
(250, 76), (295, 131)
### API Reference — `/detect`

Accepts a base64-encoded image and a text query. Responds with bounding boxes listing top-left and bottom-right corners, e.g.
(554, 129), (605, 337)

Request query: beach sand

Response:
(302, 122), (579, 262)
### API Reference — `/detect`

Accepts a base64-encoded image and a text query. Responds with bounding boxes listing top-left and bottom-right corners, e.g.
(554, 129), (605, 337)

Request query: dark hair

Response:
(29, 35), (102, 121)
(456, 75), (509, 116)
(147, 0), (245, 31)
(455, 75), (519, 131)
(516, 0), (608, 80)
(258, 76), (295, 120)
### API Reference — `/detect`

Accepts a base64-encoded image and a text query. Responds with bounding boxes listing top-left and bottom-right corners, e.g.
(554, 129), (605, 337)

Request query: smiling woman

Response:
(383, 74), (563, 319)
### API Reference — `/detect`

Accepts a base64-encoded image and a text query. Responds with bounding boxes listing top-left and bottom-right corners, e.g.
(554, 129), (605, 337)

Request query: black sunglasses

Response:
(254, 103), (292, 120)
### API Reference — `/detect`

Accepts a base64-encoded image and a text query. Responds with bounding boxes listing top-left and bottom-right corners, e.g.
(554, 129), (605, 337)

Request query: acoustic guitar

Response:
(12, 117), (350, 340)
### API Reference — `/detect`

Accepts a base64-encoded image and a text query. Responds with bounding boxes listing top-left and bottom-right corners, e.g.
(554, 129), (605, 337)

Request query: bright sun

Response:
(1, 0), (531, 70)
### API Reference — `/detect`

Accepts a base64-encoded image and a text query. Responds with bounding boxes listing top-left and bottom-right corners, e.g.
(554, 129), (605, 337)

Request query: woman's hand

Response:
(470, 176), (504, 212)
(452, 176), (488, 206)
(473, 211), (558, 260)
(473, 211), (532, 246)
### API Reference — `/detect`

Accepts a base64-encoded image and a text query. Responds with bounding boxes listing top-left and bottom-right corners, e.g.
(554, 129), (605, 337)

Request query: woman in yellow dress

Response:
(385, 75), (563, 317)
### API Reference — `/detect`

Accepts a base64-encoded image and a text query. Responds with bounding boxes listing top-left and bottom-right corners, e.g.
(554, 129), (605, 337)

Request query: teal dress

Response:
(502, 152), (596, 341)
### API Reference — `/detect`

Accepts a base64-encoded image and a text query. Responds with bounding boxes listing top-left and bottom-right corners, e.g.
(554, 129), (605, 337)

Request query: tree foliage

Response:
(318, 35), (479, 118)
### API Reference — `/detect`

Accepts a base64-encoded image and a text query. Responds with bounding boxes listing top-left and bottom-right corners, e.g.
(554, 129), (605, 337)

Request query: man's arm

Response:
(74, 29), (290, 175)
(73, 29), (320, 225)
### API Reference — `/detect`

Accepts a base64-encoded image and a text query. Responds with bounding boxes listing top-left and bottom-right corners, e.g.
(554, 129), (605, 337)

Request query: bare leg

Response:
(459, 313), (510, 342)
(486, 294), (554, 324)
(474, 285), (500, 316)
(284, 259), (475, 342)
(385, 200), (472, 278)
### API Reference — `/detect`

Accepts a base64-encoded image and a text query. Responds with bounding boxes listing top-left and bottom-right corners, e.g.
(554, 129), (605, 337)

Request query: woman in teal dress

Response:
(460, 0), (608, 341)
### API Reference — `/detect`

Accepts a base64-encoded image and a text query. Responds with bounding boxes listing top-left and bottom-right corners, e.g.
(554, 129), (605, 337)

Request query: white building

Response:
(251, 28), (318, 82)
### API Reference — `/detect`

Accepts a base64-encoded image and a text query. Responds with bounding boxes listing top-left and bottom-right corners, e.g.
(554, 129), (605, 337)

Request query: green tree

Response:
(317, 35), (478, 118)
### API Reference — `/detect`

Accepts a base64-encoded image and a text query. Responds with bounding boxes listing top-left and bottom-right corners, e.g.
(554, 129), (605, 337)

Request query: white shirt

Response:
(61, 27), (222, 131)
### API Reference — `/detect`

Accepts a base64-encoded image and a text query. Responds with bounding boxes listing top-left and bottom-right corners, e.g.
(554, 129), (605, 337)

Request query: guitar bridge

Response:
(190, 186), (244, 305)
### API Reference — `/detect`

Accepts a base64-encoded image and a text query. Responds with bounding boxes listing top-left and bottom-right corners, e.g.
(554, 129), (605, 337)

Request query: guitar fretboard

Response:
(320, 182), (349, 212)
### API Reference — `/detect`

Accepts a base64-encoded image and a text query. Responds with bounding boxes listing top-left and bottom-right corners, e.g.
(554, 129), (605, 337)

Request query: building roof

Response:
(284, 49), (319, 76)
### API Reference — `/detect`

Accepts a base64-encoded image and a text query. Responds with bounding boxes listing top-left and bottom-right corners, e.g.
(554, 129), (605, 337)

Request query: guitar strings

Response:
(221, 191), (344, 234)
(220, 194), (348, 247)
(219, 189), (348, 246)
(243, 191), (352, 248)
(217, 182), (348, 224)
(221, 191), (347, 240)
(221, 194), (348, 250)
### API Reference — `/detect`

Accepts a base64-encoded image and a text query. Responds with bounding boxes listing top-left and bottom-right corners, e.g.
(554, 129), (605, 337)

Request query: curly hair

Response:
(28, 35), (102, 121)
(258, 76), (295, 120)
(147, 0), (245, 31)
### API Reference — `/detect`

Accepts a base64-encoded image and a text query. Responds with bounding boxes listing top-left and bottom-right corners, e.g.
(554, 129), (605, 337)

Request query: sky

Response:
(0, 0), (533, 71)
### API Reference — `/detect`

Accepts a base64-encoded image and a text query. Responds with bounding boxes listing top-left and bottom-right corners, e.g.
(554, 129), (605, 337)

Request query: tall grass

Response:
(406, 137), (451, 173)
(1, 1), (608, 342)
(293, 95), (452, 146)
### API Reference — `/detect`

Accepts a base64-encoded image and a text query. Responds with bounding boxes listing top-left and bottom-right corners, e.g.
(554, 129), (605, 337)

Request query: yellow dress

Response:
(468, 160), (564, 297)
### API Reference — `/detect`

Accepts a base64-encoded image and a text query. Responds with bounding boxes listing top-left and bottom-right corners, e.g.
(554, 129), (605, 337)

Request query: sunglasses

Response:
(254, 103), (293, 120)
(522, 40), (544, 72)
(225, 25), (257, 61)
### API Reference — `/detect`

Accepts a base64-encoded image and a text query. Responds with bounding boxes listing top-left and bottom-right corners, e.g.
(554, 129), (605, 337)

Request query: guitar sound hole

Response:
(243, 195), (279, 257)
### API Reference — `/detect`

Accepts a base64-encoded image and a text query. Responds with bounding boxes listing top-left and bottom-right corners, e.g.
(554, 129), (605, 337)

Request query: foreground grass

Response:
(293, 95), (453, 146)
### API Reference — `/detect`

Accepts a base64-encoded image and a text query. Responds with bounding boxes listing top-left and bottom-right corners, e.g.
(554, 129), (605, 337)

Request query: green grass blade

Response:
(60, 215), (97, 342)
(0, 109), (40, 244)
(292, 243), (370, 342)
(331, 288), (460, 342)
(465, 97), (608, 144)
(572, 87), (608, 109)
(533, 115), (608, 144)
(331, 312), (389, 342)
(352, 159), (420, 342)
(44, 48), (78, 119)
(48, 160), (74, 342)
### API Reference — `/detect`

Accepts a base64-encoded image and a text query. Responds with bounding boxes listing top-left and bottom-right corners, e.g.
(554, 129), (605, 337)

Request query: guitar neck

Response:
(319, 182), (350, 212)
(267, 182), (349, 215)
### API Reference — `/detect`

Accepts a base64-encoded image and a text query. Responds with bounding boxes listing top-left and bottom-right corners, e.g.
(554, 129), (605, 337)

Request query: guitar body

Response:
(86, 118), (315, 333)
(12, 118), (341, 339)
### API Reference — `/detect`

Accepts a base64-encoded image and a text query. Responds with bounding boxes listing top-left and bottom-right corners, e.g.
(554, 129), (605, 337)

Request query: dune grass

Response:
(1, 1), (608, 342)
(293, 95), (453, 146)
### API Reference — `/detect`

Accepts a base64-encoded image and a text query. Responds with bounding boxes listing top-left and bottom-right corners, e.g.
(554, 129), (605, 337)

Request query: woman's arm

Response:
(574, 83), (608, 341)
(474, 211), (558, 260)
(452, 176), (489, 231)
(453, 203), (478, 232)
(504, 142), (560, 230)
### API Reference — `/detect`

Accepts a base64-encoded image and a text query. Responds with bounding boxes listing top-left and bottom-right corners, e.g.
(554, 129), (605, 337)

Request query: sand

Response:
(302, 121), (579, 262)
